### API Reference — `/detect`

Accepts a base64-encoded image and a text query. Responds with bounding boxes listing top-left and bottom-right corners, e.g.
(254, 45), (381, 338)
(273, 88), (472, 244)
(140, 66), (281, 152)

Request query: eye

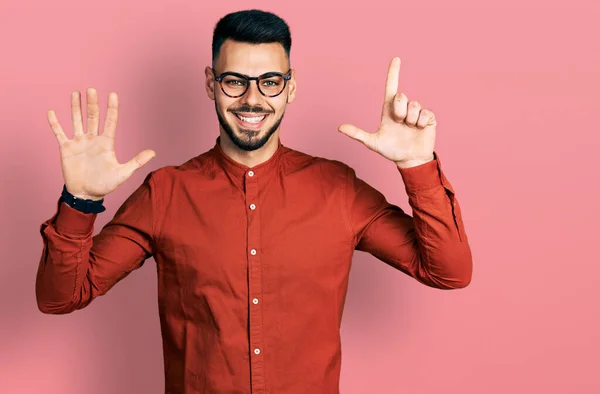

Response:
(221, 75), (247, 87)
(262, 78), (281, 86)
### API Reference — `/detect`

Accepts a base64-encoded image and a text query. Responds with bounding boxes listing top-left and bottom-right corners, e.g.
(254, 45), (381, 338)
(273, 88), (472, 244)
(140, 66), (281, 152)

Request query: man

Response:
(37, 9), (472, 394)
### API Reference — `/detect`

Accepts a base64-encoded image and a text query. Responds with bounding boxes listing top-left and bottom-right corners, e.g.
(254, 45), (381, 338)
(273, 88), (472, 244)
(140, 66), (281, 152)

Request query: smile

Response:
(235, 114), (266, 123)
(233, 112), (270, 129)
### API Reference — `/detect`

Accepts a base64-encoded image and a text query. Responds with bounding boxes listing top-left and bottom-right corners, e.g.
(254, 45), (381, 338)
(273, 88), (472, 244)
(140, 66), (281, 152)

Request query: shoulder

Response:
(144, 150), (215, 185)
(281, 145), (352, 182)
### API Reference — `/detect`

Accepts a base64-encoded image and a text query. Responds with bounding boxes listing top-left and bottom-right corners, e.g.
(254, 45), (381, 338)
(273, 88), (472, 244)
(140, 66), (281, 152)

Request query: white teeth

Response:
(236, 114), (266, 123)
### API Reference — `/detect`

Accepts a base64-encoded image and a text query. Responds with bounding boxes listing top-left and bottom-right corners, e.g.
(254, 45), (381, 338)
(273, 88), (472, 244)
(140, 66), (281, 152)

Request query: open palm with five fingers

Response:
(338, 57), (436, 169)
(47, 88), (156, 201)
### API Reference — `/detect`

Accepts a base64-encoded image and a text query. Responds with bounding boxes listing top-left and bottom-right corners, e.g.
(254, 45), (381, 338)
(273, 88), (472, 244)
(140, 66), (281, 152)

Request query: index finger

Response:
(384, 57), (401, 103)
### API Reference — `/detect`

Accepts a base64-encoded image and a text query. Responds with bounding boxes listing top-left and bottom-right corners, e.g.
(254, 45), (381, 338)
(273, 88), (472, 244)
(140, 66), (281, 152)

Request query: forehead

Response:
(216, 39), (289, 75)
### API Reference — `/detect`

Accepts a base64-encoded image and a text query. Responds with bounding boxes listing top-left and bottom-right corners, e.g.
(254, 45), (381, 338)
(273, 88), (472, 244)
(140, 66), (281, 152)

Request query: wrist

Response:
(395, 153), (435, 169)
(61, 185), (106, 213)
(395, 159), (429, 169)
(71, 193), (104, 201)
(65, 186), (104, 201)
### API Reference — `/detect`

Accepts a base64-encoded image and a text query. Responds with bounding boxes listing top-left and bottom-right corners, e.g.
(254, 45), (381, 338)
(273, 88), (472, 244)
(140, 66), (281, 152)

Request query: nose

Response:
(239, 80), (263, 106)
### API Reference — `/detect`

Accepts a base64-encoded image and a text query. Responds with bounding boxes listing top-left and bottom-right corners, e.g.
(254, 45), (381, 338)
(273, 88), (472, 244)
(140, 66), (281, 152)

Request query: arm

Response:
(344, 152), (472, 289)
(36, 171), (159, 314)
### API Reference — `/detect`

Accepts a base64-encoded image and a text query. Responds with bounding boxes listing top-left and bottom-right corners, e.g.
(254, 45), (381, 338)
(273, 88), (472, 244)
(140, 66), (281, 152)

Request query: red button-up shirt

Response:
(36, 136), (472, 393)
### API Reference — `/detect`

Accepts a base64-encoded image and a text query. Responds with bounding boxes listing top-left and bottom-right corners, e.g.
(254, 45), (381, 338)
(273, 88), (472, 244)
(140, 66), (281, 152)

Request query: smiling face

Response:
(205, 39), (296, 151)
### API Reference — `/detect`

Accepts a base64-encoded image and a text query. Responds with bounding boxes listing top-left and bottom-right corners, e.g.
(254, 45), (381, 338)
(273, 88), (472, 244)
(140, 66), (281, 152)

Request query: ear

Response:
(205, 66), (216, 101)
(286, 69), (297, 104)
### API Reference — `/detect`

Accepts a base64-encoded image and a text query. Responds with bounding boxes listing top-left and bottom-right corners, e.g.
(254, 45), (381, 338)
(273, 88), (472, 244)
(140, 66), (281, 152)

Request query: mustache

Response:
(228, 105), (273, 114)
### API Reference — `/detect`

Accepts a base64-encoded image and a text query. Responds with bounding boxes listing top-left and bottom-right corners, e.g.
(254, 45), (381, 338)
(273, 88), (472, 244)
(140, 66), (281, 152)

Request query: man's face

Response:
(205, 40), (296, 151)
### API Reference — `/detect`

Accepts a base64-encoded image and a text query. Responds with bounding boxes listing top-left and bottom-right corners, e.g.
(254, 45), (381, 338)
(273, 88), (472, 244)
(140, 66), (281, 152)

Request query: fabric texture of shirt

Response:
(36, 136), (472, 394)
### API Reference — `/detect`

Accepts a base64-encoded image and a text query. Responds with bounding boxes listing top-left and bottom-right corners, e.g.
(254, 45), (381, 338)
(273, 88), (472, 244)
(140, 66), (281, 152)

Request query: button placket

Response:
(245, 169), (266, 392)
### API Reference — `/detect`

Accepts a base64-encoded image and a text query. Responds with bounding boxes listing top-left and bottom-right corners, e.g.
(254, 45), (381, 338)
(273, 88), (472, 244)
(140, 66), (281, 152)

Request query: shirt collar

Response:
(212, 136), (284, 179)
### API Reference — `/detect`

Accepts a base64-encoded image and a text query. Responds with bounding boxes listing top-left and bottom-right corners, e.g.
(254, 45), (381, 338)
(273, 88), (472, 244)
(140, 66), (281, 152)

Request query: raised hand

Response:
(47, 88), (156, 200)
(338, 57), (436, 168)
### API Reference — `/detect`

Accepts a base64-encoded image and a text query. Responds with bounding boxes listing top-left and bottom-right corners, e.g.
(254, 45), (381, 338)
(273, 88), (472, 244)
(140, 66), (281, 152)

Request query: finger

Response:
(384, 57), (401, 104)
(391, 92), (408, 122)
(338, 124), (373, 146)
(404, 101), (421, 127)
(103, 92), (119, 139)
(71, 91), (84, 137)
(119, 149), (156, 185)
(416, 109), (435, 129)
(86, 87), (100, 135)
(47, 110), (68, 145)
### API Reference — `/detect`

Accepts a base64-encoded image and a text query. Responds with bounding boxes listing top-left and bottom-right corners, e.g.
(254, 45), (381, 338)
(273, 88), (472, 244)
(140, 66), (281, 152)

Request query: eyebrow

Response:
(217, 70), (290, 77)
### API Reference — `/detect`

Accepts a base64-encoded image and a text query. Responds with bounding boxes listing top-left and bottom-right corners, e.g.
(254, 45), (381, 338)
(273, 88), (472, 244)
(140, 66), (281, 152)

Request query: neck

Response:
(218, 129), (280, 168)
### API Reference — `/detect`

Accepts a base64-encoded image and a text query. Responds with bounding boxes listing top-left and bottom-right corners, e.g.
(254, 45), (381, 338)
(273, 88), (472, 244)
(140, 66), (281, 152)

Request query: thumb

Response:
(338, 124), (372, 146)
(120, 149), (156, 183)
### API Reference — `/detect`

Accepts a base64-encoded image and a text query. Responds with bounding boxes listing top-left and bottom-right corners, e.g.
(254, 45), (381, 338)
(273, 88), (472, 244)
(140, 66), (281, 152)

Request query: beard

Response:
(215, 101), (285, 152)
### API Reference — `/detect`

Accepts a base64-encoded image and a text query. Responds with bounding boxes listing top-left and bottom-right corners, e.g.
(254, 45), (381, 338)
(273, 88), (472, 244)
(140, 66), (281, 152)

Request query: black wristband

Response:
(60, 185), (106, 214)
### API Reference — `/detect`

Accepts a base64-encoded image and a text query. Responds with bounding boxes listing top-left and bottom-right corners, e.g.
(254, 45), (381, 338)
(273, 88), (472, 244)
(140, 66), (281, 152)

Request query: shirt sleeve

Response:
(35, 171), (160, 314)
(343, 152), (472, 289)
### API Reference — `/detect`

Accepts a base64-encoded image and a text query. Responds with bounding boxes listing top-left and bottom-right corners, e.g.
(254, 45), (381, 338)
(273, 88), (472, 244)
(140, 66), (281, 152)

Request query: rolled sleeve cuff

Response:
(397, 151), (444, 192)
(54, 198), (97, 236)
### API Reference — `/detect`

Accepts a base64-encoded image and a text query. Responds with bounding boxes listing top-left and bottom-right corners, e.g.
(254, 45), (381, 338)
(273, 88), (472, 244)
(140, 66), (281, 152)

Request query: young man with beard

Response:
(37, 8), (472, 394)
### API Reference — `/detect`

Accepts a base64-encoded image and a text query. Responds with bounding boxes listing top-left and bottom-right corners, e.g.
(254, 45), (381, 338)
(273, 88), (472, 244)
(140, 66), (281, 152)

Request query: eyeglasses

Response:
(212, 68), (292, 98)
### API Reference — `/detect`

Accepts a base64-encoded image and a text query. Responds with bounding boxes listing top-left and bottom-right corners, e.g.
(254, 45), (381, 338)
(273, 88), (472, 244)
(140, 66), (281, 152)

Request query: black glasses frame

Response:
(212, 68), (292, 98)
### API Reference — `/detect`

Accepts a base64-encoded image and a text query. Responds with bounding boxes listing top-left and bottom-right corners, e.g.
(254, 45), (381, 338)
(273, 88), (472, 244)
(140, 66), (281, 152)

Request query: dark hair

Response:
(212, 9), (292, 68)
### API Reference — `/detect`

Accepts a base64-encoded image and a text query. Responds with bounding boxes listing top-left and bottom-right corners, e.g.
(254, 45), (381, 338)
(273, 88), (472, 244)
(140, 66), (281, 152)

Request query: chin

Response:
(216, 104), (285, 152)
(227, 123), (273, 152)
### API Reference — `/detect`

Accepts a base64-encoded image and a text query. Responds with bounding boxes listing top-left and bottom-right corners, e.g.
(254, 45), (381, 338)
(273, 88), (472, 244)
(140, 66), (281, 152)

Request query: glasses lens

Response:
(258, 75), (286, 96)
(221, 75), (248, 97)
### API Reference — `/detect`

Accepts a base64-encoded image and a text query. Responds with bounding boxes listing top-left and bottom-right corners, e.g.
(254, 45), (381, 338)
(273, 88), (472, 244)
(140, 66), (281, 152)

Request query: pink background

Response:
(1, 0), (598, 393)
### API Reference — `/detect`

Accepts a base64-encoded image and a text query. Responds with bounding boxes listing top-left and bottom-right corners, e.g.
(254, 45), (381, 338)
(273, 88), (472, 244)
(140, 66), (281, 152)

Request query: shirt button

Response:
(250, 204), (256, 210)
(248, 171), (254, 177)
(250, 249), (257, 255)
(253, 298), (259, 304)
(254, 348), (261, 355)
